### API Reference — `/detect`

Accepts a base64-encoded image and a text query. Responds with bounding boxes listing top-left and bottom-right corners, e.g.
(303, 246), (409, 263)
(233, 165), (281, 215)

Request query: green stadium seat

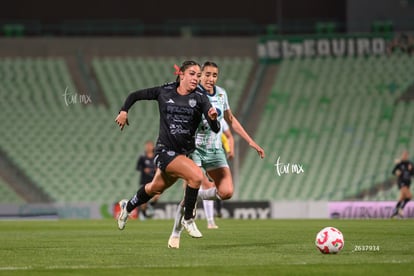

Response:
(0, 178), (24, 203)
(0, 56), (252, 203)
(238, 53), (414, 201)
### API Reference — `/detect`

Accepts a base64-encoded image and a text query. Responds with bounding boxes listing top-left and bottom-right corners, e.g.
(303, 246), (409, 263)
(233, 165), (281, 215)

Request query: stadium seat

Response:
(0, 56), (253, 203)
(238, 53), (414, 201)
(0, 178), (24, 203)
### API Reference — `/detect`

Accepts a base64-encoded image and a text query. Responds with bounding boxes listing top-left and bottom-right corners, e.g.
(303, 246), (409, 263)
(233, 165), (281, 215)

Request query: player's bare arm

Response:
(224, 129), (235, 159)
(224, 109), (265, 159)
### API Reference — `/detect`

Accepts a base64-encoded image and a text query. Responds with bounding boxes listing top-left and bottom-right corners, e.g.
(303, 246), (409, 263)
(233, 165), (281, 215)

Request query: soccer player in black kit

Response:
(136, 140), (158, 218)
(115, 61), (220, 238)
(391, 150), (414, 218)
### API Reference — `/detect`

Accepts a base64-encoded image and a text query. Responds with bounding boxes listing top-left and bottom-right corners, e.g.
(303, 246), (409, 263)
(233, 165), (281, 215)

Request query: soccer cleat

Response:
(182, 219), (203, 238)
(167, 235), (180, 249)
(390, 208), (399, 219)
(391, 207), (403, 219)
(207, 223), (219, 229)
(117, 199), (129, 230)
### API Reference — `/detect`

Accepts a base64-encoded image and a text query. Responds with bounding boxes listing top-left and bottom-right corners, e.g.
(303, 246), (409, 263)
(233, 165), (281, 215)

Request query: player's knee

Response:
(186, 170), (204, 188)
(217, 188), (233, 200)
(145, 182), (164, 196)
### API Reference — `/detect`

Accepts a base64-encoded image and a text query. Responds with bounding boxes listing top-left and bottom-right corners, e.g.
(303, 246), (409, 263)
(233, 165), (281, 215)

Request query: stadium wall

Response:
(1, 201), (413, 220)
(0, 37), (258, 57)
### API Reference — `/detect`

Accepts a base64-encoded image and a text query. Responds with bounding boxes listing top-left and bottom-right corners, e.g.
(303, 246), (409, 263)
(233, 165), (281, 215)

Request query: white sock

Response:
(198, 187), (217, 200)
(171, 202), (184, 237)
(203, 200), (215, 225)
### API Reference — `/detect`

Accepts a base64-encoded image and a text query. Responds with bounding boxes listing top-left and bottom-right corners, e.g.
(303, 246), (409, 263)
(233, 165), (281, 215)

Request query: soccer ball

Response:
(315, 226), (344, 254)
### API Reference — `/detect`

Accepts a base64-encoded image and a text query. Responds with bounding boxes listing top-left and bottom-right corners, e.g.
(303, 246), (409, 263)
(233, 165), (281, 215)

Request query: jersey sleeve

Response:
(200, 93), (220, 133)
(392, 163), (400, 175)
(120, 86), (161, 112)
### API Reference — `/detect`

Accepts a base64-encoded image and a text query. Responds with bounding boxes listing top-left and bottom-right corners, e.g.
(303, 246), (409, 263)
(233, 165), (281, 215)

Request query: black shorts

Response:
(398, 180), (411, 189)
(154, 148), (180, 173)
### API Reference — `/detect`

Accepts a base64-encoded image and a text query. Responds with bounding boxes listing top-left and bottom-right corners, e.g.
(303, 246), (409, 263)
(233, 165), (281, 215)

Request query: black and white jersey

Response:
(392, 160), (414, 182)
(120, 82), (220, 155)
(136, 154), (156, 185)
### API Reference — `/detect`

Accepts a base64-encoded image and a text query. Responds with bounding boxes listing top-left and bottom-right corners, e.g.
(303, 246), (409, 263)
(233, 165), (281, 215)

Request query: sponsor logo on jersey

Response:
(216, 108), (222, 117)
(166, 99), (175, 104)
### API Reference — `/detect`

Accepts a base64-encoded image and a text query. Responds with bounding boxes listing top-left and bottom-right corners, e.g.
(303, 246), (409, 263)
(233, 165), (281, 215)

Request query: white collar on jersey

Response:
(198, 84), (216, 97)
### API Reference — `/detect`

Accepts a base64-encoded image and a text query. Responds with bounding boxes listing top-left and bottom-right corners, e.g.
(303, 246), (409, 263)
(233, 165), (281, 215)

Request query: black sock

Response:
(127, 186), (153, 213)
(395, 201), (403, 209)
(401, 198), (410, 209)
(184, 185), (199, 220)
(391, 201), (403, 216)
(216, 199), (222, 216)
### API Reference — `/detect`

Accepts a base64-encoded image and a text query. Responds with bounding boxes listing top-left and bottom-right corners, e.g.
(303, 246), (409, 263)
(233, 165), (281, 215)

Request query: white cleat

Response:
(182, 219), (203, 238)
(207, 223), (219, 229)
(168, 235), (181, 249)
(117, 199), (129, 230)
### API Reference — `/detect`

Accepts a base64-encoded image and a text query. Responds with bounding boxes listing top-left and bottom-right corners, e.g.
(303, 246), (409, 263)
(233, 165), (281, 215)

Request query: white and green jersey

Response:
(195, 85), (230, 151)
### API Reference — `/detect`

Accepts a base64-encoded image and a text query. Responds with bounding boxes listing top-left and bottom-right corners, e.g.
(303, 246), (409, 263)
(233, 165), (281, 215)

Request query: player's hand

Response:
(208, 107), (218, 120)
(250, 141), (265, 159)
(115, 111), (129, 131)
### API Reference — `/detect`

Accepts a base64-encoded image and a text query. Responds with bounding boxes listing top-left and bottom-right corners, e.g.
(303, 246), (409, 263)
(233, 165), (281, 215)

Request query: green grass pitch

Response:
(0, 219), (413, 275)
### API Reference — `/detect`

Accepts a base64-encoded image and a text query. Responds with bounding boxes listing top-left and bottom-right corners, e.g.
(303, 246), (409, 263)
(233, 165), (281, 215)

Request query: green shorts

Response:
(190, 148), (229, 171)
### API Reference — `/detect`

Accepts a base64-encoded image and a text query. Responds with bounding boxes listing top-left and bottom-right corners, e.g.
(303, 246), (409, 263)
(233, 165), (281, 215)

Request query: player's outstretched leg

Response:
(203, 200), (218, 229)
(391, 200), (403, 219)
(117, 184), (155, 230)
(181, 186), (203, 238)
(168, 201), (184, 249)
(399, 198), (411, 218)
